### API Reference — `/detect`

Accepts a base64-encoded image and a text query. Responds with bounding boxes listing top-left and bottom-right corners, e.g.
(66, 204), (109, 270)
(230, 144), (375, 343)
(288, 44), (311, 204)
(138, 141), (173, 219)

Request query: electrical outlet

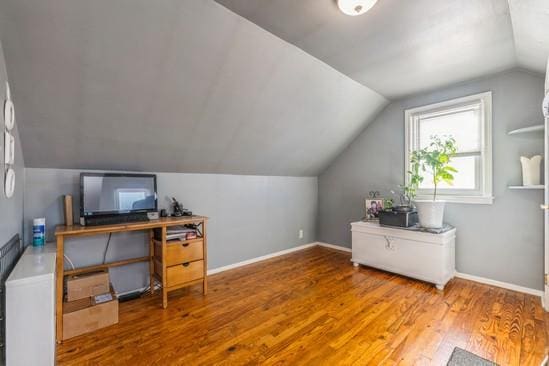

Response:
(299, 229), (304, 239)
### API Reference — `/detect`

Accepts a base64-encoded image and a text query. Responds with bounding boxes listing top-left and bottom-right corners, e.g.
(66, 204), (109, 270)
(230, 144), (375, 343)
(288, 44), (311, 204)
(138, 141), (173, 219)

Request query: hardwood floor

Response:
(57, 246), (548, 365)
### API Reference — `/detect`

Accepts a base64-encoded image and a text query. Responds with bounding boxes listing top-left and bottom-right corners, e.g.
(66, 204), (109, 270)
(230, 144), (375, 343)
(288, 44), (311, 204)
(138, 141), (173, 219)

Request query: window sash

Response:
(414, 105), (482, 155)
(416, 102), (481, 120)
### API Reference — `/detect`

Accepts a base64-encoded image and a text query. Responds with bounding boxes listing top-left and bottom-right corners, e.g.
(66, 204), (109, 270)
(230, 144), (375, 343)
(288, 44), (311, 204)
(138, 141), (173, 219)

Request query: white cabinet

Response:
(351, 222), (456, 290)
(6, 244), (56, 366)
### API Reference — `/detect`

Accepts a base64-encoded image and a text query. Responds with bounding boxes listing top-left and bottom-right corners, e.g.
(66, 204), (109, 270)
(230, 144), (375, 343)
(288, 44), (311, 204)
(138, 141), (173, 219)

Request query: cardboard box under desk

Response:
(65, 270), (110, 301)
(62, 286), (118, 340)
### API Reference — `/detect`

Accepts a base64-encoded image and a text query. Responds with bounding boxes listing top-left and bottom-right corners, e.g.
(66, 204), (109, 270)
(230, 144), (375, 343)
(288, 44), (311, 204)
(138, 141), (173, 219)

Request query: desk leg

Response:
(161, 226), (168, 309)
(149, 230), (155, 295)
(202, 220), (208, 295)
(56, 235), (64, 343)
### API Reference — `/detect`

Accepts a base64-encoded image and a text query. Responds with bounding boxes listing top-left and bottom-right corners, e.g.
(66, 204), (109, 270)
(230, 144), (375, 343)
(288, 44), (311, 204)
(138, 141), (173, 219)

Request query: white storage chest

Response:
(351, 221), (456, 290)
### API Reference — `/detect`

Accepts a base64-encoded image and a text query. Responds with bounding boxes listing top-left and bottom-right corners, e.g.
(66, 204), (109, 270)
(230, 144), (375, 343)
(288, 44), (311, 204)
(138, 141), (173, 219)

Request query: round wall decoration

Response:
(4, 167), (14, 198)
(3, 81), (16, 199)
(4, 98), (14, 131)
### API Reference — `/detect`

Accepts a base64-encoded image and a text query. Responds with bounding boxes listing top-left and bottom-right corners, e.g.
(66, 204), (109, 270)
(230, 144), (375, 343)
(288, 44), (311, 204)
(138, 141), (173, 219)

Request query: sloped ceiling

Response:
(509, 0), (549, 72)
(216, 0), (549, 98)
(0, 0), (387, 176)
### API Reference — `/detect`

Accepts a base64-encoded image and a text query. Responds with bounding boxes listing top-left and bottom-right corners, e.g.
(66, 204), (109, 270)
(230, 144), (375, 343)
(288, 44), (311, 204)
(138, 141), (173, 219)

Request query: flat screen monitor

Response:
(80, 173), (157, 217)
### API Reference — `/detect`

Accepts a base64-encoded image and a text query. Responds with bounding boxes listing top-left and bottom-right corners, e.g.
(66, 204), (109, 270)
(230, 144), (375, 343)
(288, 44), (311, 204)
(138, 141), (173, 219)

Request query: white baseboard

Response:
(455, 271), (543, 297)
(315, 242), (352, 253)
(206, 242), (351, 276)
(207, 243), (317, 275)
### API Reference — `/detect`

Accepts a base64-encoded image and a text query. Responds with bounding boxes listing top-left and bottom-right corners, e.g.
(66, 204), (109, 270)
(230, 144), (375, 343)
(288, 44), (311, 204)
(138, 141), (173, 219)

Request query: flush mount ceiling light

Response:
(337, 0), (377, 16)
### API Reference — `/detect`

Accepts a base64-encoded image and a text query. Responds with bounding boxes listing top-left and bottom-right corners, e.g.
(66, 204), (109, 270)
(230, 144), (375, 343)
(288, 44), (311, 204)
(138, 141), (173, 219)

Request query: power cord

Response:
(63, 254), (76, 270)
(102, 233), (112, 264)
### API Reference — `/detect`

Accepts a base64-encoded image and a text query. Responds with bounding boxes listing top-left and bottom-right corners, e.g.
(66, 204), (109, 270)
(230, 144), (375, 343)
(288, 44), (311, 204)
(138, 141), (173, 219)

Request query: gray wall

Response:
(0, 40), (24, 247)
(318, 68), (545, 290)
(24, 168), (317, 293)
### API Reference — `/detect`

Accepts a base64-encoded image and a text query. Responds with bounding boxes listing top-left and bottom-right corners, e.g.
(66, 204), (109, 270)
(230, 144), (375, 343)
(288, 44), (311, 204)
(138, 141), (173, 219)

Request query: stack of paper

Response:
(166, 226), (197, 240)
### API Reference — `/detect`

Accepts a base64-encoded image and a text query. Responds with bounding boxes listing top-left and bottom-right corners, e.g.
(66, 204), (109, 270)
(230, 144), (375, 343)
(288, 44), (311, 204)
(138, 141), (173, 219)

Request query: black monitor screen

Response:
(81, 174), (157, 216)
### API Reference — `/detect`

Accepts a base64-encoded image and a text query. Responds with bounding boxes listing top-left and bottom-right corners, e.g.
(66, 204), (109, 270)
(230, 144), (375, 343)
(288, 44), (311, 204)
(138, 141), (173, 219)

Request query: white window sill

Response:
(414, 194), (494, 205)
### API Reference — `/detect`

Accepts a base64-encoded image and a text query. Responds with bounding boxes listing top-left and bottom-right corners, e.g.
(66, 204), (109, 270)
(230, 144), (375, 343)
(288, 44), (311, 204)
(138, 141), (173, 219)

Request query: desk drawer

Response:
(155, 240), (203, 266)
(155, 260), (204, 287)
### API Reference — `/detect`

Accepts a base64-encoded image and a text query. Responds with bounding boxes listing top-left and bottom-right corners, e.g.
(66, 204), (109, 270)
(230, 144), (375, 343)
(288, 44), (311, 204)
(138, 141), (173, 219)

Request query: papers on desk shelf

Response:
(166, 226), (197, 241)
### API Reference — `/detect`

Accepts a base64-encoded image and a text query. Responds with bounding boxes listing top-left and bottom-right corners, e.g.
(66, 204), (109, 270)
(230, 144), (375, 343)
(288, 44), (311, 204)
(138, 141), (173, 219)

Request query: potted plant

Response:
(407, 136), (457, 228)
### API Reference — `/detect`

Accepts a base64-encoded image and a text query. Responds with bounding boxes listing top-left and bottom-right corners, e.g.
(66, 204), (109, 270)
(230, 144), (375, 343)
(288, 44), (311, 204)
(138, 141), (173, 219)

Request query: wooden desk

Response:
(54, 216), (208, 343)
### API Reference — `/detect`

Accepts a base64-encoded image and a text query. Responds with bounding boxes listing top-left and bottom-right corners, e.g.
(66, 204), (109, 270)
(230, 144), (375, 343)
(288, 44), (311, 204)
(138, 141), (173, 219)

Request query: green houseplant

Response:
(407, 136), (457, 228)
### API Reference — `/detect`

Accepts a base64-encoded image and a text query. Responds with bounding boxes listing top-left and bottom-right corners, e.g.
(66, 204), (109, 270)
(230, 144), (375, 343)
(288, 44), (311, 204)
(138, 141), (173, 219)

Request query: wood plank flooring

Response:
(57, 246), (548, 365)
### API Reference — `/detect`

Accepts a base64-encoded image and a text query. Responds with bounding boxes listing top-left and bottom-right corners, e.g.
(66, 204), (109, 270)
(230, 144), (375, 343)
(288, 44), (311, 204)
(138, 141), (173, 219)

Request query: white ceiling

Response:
(216, 0), (549, 98)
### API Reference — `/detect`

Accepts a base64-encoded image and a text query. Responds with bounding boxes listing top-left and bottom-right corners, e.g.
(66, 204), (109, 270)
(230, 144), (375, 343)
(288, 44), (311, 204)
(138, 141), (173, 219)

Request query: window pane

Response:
(419, 155), (478, 190)
(419, 108), (480, 153)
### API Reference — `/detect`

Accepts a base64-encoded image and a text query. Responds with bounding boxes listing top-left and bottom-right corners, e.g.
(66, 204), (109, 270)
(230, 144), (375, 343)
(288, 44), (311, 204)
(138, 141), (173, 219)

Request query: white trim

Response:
(207, 243), (317, 275)
(405, 92), (493, 204)
(316, 242), (352, 253)
(455, 271), (543, 297)
(414, 194), (494, 205)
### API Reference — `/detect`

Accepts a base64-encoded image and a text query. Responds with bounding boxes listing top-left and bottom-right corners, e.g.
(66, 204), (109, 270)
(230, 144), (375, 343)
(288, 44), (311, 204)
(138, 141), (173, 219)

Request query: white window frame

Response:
(404, 92), (493, 205)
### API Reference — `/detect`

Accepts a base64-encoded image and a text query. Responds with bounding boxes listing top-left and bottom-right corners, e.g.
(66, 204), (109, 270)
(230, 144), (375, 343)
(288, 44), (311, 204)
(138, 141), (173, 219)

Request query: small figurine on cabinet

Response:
(171, 197), (193, 217)
(171, 197), (184, 217)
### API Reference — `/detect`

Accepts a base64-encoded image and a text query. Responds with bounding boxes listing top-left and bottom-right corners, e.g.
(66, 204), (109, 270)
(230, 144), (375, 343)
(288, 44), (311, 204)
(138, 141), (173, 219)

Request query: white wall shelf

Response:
(508, 124), (544, 135)
(508, 185), (544, 190)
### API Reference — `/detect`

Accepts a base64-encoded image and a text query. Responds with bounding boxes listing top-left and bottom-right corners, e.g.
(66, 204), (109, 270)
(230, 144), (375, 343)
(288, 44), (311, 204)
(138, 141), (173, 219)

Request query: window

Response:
(405, 92), (493, 204)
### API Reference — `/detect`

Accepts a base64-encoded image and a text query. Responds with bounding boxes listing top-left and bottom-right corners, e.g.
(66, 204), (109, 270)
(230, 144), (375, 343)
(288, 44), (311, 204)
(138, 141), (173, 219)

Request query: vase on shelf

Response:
(520, 155), (542, 186)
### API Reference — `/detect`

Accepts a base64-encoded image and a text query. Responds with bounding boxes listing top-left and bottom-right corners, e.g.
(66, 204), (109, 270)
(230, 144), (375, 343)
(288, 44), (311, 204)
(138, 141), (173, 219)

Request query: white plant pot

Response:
(414, 200), (446, 229)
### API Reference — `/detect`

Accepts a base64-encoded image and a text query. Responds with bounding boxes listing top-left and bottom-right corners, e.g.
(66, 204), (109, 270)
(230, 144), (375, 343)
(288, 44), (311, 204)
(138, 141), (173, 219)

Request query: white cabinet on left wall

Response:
(6, 244), (56, 366)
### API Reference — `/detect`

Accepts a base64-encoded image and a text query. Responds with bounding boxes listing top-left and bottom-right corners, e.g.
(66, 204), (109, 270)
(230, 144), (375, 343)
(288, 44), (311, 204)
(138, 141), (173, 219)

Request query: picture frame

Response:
(365, 198), (384, 220)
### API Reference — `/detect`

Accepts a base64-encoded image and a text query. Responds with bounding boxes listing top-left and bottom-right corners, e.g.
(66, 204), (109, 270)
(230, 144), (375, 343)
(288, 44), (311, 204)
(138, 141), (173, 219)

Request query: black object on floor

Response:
(118, 291), (142, 303)
(447, 347), (498, 366)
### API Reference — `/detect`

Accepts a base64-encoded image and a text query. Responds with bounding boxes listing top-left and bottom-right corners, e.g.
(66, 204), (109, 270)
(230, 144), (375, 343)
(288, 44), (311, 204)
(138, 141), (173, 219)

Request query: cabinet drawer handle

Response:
(182, 243), (189, 247)
(182, 262), (190, 267)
